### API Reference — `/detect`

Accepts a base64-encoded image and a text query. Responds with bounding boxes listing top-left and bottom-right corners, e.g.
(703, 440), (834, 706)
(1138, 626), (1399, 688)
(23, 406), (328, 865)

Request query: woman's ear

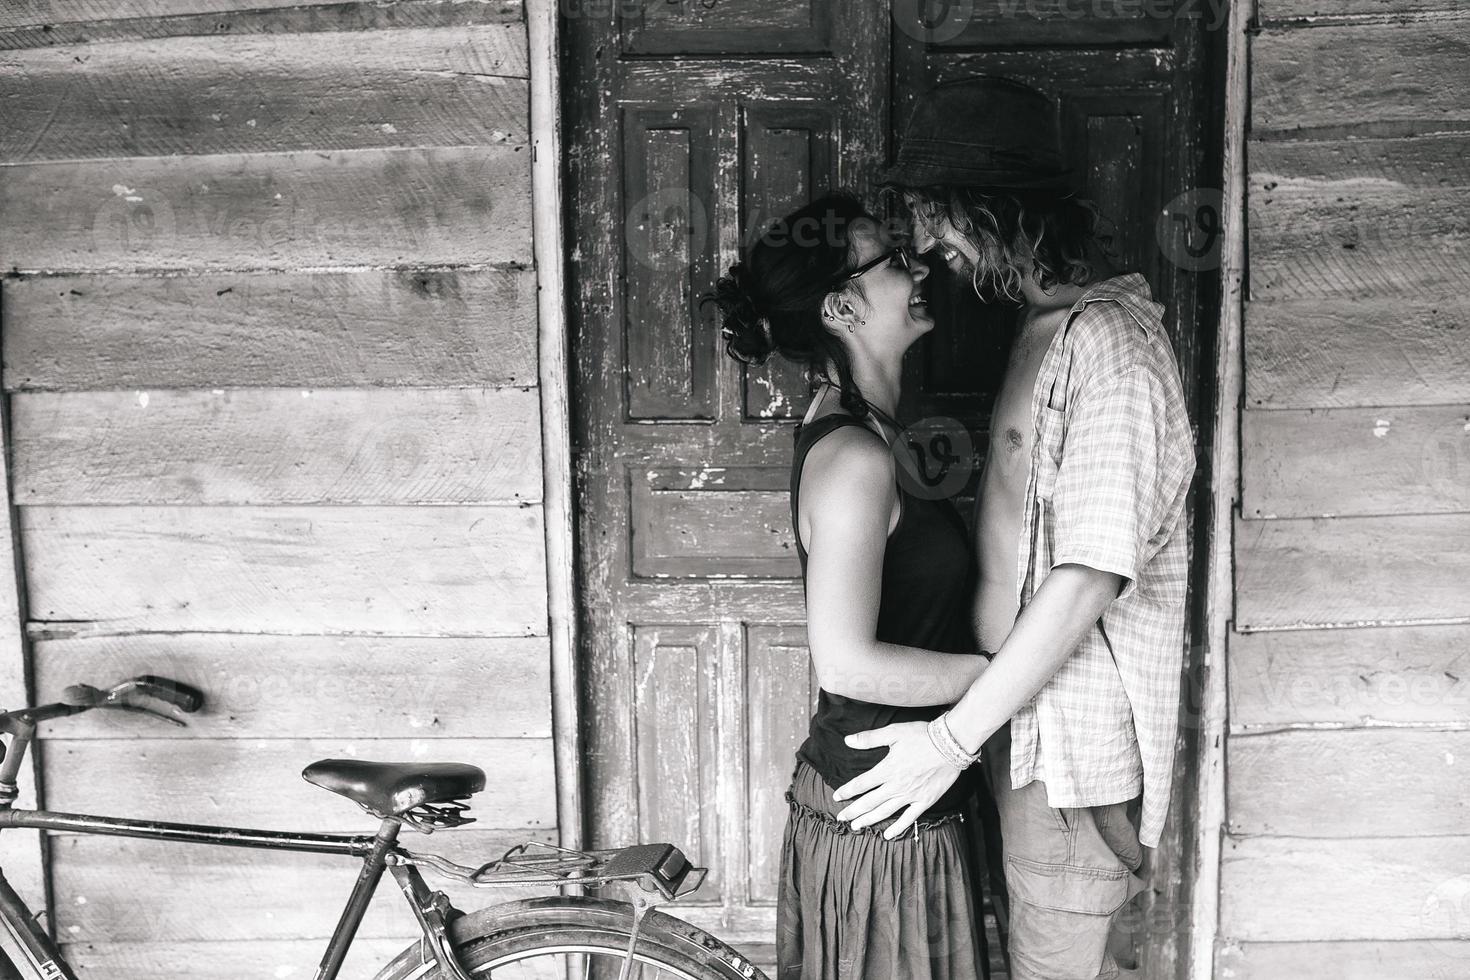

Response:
(820, 290), (855, 332)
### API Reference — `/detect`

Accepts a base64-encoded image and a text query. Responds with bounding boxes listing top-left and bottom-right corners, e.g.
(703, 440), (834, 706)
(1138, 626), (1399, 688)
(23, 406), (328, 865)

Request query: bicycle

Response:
(0, 675), (769, 980)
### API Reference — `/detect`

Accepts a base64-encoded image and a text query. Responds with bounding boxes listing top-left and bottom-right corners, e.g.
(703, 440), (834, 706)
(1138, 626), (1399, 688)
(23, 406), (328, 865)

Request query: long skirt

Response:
(775, 759), (987, 980)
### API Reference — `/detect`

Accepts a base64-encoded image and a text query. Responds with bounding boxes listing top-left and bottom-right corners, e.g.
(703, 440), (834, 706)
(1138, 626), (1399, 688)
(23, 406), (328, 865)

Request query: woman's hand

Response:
(831, 721), (967, 840)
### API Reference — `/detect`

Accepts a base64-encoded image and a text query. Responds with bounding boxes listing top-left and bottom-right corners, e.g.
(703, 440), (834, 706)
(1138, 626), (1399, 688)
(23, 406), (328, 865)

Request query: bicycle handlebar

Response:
(2, 675), (205, 728)
(124, 676), (205, 713)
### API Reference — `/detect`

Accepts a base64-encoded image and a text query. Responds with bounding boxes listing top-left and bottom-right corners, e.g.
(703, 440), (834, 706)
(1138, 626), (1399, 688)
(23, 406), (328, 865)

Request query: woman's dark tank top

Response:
(790, 412), (982, 817)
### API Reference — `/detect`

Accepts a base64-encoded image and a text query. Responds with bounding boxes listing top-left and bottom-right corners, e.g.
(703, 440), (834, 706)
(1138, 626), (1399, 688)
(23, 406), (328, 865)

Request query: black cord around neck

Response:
(816, 380), (904, 434)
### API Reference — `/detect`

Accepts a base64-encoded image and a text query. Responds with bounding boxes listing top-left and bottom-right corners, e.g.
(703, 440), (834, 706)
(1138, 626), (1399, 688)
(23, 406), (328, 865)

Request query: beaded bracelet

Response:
(927, 712), (981, 770)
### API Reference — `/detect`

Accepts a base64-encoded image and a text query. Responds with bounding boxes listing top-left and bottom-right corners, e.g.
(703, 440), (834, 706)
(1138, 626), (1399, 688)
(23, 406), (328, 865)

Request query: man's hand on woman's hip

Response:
(832, 721), (967, 839)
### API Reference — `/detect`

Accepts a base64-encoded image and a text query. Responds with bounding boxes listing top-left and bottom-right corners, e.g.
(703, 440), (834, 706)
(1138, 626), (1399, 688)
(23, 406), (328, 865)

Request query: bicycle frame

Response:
(0, 805), (459, 980)
(0, 697), (708, 980)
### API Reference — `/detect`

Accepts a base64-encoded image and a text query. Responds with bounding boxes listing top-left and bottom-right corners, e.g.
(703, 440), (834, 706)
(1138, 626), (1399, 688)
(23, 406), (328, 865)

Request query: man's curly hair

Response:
(903, 187), (1117, 302)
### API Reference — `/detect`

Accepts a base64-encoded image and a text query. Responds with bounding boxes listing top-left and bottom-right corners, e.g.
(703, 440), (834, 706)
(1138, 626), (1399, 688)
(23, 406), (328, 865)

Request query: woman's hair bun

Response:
(711, 262), (775, 365)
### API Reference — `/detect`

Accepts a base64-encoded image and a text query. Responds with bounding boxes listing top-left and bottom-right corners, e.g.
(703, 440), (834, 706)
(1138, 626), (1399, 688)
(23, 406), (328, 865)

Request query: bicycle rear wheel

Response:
(373, 896), (764, 980)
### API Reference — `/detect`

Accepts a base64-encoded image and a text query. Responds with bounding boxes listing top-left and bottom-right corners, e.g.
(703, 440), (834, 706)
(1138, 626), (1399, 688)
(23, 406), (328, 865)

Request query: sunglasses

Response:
(842, 245), (915, 282)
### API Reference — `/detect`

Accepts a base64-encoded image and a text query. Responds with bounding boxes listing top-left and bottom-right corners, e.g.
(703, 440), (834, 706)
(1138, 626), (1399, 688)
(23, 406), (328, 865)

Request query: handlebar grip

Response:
(131, 676), (205, 713)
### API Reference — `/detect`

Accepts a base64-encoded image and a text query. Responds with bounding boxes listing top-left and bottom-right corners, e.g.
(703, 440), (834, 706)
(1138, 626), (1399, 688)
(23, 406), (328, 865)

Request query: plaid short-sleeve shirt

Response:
(1010, 273), (1195, 848)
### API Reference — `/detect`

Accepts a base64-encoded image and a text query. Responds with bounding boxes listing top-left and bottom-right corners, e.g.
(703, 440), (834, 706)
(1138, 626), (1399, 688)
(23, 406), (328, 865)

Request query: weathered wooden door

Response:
(564, 1), (1217, 967)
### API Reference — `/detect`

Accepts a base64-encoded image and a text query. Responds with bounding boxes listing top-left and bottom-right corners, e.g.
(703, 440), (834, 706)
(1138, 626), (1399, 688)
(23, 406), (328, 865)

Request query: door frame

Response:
(528, 0), (583, 853)
(1190, 0), (1252, 977)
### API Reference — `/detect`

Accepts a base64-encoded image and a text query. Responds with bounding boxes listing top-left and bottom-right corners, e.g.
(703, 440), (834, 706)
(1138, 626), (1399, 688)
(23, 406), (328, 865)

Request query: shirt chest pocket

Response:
(1033, 406), (1066, 503)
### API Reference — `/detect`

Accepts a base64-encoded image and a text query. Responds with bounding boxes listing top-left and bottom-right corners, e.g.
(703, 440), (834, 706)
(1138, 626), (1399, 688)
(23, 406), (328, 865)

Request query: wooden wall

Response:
(0, 2), (557, 977)
(1220, 0), (1470, 974)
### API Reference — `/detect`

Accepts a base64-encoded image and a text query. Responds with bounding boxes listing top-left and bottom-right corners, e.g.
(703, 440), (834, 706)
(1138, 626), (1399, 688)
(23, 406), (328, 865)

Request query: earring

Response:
(846, 323), (854, 334)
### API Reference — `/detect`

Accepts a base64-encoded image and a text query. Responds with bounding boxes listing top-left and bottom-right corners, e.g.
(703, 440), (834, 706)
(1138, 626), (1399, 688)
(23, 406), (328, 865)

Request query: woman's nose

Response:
(910, 257), (930, 284)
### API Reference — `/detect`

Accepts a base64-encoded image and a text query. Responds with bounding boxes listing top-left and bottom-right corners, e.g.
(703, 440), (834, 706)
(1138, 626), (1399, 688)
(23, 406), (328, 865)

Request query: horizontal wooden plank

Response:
(33, 633), (551, 739)
(1220, 939), (1470, 978)
(0, 0), (355, 27)
(1229, 624), (1470, 727)
(1235, 514), (1470, 630)
(1221, 834), (1470, 941)
(1245, 297), (1470, 408)
(0, 145), (532, 272)
(12, 387), (542, 505)
(41, 737), (555, 830)
(1262, 0), (1468, 15)
(1250, 135), (1470, 300)
(0, 25), (527, 164)
(0, 0), (523, 50)
(49, 827), (554, 943)
(1242, 406), (1470, 517)
(1254, 20), (1470, 135)
(1253, 130), (1470, 185)
(63, 938), (415, 980)
(22, 504), (548, 636)
(1, 267), (537, 391)
(1228, 729), (1470, 836)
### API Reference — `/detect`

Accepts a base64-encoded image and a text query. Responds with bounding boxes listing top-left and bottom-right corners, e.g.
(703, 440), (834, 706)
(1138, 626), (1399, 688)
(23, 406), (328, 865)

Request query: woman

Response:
(712, 193), (994, 980)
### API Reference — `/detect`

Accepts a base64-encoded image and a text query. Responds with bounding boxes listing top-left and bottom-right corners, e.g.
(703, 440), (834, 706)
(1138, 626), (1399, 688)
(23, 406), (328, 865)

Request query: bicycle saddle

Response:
(302, 759), (486, 818)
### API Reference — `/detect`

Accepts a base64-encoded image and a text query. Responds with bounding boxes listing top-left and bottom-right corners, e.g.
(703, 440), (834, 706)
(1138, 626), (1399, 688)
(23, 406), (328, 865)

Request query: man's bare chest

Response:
(983, 315), (1065, 496)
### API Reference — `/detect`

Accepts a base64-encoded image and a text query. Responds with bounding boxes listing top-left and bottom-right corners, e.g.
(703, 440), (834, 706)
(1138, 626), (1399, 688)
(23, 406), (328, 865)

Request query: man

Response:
(831, 77), (1196, 980)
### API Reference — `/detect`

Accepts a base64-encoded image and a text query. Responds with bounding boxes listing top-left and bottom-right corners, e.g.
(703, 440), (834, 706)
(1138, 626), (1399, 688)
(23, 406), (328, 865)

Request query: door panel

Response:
(744, 625), (817, 906)
(741, 105), (835, 421)
(567, 2), (1214, 965)
(632, 623), (724, 901)
(623, 109), (719, 420)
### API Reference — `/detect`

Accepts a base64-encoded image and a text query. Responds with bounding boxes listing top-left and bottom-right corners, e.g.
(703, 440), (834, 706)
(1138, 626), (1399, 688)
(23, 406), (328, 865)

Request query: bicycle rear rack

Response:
(393, 840), (708, 902)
